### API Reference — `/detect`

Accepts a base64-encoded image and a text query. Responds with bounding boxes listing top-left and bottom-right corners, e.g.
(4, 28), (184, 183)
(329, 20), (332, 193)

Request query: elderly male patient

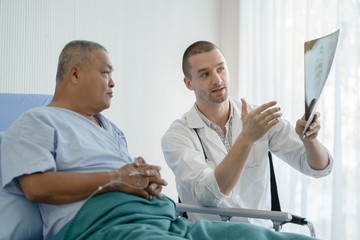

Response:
(1, 40), (316, 240)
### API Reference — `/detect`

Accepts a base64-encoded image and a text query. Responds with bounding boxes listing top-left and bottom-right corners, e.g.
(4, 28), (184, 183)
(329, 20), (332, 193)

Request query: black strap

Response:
(178, 197), (189, 219)
(268, 151), (281, 211)
(193, 128), (208, 160)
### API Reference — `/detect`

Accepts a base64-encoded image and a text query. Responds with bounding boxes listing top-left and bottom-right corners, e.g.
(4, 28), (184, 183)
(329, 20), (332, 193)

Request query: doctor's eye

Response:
(217, 67), (225, 73)
(200, 72), (209, 78)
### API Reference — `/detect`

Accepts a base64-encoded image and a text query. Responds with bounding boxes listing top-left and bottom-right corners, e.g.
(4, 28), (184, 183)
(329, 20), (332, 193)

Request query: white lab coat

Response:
(161, 98), (333, 228)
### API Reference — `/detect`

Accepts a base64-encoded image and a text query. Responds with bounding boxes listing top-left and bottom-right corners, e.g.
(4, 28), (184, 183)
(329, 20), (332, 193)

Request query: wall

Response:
(0, 0), (240, 200)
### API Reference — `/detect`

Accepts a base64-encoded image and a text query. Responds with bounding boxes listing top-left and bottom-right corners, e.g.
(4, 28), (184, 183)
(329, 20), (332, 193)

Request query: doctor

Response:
(161, 41), (333, 228)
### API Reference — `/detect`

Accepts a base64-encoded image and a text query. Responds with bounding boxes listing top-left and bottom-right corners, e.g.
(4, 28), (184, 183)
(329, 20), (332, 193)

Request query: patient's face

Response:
(187, 49), (229, 106)
(77, 49), (114, 113)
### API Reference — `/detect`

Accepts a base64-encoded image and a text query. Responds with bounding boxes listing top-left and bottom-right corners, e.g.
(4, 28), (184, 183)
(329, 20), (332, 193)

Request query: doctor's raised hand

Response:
(240, 98), (282, 142)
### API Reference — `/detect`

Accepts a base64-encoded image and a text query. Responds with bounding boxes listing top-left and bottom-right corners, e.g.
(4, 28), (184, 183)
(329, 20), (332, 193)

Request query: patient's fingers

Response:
(148, 175), (168, 186)
(134, 163), (161, 172)
(135, 156), (146, 164)
(143, 169), (162, 177)
(147, 183), (164, 199)
(132, 189), (152, 200)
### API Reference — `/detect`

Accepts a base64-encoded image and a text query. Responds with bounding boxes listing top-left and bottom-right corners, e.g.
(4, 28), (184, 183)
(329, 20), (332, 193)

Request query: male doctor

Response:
(161, 41), (333, 228)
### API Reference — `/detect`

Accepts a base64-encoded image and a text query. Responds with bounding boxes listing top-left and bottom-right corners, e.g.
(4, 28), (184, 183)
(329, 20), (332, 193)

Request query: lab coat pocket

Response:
(245, 140), (268, 169)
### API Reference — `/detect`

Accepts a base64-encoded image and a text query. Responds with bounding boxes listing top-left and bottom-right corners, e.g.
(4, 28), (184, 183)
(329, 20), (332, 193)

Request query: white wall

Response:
(0, 0), (240, 200)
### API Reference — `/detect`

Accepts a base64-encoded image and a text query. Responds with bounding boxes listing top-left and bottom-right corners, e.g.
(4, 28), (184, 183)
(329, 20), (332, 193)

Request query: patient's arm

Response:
(17, 162), (167, 205)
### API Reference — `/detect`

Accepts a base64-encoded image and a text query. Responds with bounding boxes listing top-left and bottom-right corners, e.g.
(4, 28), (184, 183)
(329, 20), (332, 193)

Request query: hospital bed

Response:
(0, 93), (315, 239)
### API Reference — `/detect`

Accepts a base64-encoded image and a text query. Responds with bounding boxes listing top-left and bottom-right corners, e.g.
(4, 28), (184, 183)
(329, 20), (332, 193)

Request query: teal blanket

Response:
(53, 192), (316, 240)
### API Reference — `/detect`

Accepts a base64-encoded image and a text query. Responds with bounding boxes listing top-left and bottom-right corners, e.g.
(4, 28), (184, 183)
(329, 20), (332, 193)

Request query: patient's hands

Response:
(110, 157), (168, 200)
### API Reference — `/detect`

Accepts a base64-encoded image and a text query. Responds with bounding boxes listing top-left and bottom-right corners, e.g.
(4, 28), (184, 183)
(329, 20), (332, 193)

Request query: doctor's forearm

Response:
(304, 139), (330, 170)
(214, 134), (253, 196)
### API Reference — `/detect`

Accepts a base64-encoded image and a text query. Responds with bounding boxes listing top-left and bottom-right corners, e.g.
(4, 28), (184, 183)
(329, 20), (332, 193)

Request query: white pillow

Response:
(0, 132), (43, 240)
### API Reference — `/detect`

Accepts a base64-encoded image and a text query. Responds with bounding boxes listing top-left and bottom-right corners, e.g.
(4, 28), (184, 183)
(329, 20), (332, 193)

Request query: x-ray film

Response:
(303, 29), (340, 137)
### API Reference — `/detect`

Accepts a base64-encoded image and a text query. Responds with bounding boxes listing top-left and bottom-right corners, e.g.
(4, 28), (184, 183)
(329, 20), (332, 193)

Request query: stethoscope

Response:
(193, 128), (217, 169)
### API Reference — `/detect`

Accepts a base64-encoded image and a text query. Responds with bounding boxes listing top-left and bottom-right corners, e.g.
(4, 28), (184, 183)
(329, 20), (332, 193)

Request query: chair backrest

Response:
(0, 93), (53, 131)
(0, 93), (53, 240)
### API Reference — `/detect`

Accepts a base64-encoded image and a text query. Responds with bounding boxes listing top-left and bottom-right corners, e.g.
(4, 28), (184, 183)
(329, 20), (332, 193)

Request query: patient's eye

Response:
(217, 67), (225, 73)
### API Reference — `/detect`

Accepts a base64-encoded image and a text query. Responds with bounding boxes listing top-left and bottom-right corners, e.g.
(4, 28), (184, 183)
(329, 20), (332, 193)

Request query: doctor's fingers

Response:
(240, 98), (249, 118)
(252, 101), (278, 115)
(303, 121), (320, 140)
(296, 118), (307, 128)
(308, 118), (321, 131)
(259, 108), (282, 123)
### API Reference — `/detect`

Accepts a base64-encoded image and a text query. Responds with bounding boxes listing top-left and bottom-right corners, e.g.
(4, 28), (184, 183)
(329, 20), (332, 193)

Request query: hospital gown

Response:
(1, 106), (134, 239)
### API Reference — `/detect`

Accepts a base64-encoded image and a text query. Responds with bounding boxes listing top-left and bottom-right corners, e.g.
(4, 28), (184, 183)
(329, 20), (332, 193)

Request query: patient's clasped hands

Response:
(110, 157), (168, 200)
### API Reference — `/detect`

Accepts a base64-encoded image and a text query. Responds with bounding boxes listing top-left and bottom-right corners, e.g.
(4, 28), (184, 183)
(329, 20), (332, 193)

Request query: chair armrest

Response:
(175, 203), (315, 237)
(176, 203), (292, 222)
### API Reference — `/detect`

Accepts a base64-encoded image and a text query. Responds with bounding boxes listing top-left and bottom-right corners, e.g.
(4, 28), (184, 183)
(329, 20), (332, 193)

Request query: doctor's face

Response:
(185, 49), (229, 105)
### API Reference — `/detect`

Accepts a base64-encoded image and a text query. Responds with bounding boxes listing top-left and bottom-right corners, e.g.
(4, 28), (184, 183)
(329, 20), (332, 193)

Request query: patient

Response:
(1, 40), (316, 240)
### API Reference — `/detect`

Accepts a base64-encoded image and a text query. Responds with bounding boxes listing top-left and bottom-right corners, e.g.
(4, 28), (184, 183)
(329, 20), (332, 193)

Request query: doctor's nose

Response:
(211, 73), (223, 85)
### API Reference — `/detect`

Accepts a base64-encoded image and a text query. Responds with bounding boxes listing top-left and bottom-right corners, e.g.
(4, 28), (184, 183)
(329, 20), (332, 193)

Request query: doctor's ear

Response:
(184, 77), (194, 90)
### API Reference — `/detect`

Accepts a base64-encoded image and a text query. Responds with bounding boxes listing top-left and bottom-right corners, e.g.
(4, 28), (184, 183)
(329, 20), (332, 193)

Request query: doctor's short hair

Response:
(182, 41), (221, 79)
(56, 40), (108, 83)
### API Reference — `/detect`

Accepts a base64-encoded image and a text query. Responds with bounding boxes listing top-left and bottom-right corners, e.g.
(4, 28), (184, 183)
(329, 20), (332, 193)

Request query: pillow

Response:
(0, 132), (43, 240)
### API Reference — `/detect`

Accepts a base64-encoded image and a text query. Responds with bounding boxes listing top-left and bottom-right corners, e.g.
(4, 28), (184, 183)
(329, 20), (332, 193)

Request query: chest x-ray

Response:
(303, 29), (340, 137)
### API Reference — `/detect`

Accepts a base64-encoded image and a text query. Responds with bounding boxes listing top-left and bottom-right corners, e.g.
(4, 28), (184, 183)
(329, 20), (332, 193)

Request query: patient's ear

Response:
(184, 77), (194, 90)
(69, 66), (80, 85)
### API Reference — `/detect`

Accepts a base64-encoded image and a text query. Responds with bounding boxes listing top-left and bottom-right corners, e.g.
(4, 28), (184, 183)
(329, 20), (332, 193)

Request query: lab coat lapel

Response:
(203, 127), (227, 155)
(231, 98), (244, 143)
(187, 105), (227, 156)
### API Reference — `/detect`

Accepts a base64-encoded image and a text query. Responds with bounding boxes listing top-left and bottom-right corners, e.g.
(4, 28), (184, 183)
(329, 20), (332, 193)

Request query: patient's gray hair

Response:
(56, 40), (108, 83)
(182, 41), (220, 79)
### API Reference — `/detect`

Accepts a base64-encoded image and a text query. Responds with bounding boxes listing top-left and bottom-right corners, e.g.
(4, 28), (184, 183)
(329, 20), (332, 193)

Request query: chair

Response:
(176, 132), (315, 237)
(177, 152), (316, 237)
(0, 93), (53, 240)
(0, 93), (316, 238)
(0, 93), (53, 131)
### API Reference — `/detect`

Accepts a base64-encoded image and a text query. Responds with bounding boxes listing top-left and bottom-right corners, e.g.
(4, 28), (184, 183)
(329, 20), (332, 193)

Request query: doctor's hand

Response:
(296, 112), (321, 142)
(240, 98), (282, 142)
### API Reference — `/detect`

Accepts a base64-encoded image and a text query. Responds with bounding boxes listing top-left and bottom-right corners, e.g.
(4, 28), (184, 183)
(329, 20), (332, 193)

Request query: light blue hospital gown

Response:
(1, 106), (135, 240)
